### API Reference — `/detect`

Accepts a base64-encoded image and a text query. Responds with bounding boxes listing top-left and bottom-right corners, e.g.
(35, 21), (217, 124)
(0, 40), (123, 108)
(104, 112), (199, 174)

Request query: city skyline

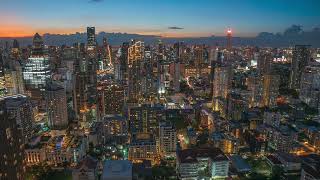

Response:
(1, 0), (320, 37)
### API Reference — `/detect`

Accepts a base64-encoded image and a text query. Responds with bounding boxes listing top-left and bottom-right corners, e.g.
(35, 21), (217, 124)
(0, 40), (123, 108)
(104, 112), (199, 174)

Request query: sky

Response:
(1, 0), (320, 37)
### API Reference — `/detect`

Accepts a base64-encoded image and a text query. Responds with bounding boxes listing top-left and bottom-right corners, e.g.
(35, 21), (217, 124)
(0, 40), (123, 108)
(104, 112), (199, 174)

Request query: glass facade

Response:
(23, 56), (51, 89)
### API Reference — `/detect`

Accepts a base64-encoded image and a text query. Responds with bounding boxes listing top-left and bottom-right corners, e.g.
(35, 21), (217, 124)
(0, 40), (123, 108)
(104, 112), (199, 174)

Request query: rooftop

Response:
(177, 148), (228, 164)
(102, 160), (132, 179)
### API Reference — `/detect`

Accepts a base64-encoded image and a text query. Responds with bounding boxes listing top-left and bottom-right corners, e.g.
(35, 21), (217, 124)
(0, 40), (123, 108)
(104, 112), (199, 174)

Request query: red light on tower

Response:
(227, 28), (232, 35)
(226, 28), (232, 50)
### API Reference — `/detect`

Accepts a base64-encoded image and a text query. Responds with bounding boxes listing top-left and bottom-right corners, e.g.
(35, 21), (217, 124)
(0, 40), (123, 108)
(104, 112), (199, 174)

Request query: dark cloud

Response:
(168, 26), (184, 30)
(89, 0), (104, 3)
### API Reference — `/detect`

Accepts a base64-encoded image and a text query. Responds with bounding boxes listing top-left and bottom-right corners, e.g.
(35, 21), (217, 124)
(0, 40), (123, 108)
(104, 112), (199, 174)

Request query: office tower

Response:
(0, 52), (5, 96)
(262, 74), (280, 107)
(73, 57), (89, 124)
(31, 33), (44, 56)
(257, 52), (273, 75)
(0, 98), (25, 180)
(212, 66), (233, 111)
(247, 75), (263, 108)
(4, 95), (34, 143)
(102, 83), (125, 115)
(120, 42), (129, 82)
(227, 28), (232, 50)
(299, 65), (320, 112)
(45, 83), (68, 130)
(290, 45), (311, 89)
(11, 39), (20, 60)
(13, 39), (19, 49)
(4, 61), (25, 95)
(159, 122), (177, 157)
(227, 93), (248, 121)
(87, 27), (96, 50)
(158, 60), (170, 96)
(102, 36), (112, 66)
(23, 33), (51, 89)
(128, 41), (144, 102)
(129, 104), (163, 134)
(194, 45), (204, 76)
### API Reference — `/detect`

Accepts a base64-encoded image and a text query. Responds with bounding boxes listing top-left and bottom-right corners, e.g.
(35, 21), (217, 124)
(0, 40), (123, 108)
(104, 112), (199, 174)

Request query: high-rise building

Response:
(23, 33), (51, 89)
(87, 27), (96, 50)
(227, 28), (232, 50)
(257, 52), (273, 75)
(73, 57), (88, 122)
(262, 74), (280, 107)
(0, 98), (26, 180)
(120, 42), (129, 82)
(158, 122), (177, 157)
(4, 95), (34, 143)
(101, 83), (125, 115)
(4, 61), (25, 95)
(0, 52), (6, 96)
(290, 45), (311, 89)
(247, 74), (263, 108)
(128, 133), (158, 165)
(212, 65), (233, 111)
(129, 104), (163, 134)
(45, 82), (68, 130)
(128, 41), (144, 102)
(299, 65), (320, 112)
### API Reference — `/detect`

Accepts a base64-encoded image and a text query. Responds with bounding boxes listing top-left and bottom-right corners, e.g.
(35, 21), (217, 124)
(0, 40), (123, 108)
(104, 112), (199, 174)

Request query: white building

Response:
(159, 122), (177, 157)
(176, 148), (229, 179)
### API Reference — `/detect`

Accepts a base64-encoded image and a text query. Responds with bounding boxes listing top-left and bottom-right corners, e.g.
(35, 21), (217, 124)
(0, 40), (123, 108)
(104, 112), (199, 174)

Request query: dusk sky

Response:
(1, 0), (320, 37)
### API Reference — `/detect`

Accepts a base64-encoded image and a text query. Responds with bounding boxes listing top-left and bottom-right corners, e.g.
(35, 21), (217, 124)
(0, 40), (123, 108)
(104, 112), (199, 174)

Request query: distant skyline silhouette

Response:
(1, 0), (320, 37)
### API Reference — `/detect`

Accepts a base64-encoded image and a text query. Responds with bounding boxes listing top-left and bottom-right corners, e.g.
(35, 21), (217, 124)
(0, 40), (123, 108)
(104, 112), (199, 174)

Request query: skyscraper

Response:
(128, 41), (144, 102)
(159, 122), (177, 157)
(227, 28), (232, 50)
(0, 52), (6, 96)
(87, 27), (96, 50)
(45, 82), (68, 130)
(129, 104), (163, 134)
(102, 83), (125, 115)
(290, 45), (311, 89)
(23, 33), (51, 89)
(4, 95), (34, 143)
(262, 74), (280, 107)
(0, 98), (25, 180)
(212, 65), (233, 111)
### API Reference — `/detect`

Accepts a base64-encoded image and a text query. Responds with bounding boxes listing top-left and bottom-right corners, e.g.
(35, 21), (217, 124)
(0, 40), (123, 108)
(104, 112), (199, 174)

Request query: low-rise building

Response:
(102, 160), (132, 180)
(72, 156), (98, 180)
(176, 148), (229, 179)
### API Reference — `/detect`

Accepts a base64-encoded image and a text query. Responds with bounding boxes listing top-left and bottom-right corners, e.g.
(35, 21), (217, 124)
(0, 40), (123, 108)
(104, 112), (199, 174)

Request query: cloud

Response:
(168, 26), (184, 30)
(89, 0), (104, 3)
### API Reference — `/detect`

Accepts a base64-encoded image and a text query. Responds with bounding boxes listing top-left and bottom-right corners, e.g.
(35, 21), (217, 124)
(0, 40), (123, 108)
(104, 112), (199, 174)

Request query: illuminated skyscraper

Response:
(159, 122), (177, 157)
(128, 41), (144, 102)
(129, 104), (163, 134)
(102, 83), (125, 115)
(227, 28), (232, 50)
(212, 65), (233, 111)
(4, 95), (34, 143)
(0, 52), (5, 96)
(262, 74), (280, 107)
(87, 27), (96, 50)
(290, 45), (311, 89)
(45, 82), (68, 130)
(23, 33), (51, 89)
